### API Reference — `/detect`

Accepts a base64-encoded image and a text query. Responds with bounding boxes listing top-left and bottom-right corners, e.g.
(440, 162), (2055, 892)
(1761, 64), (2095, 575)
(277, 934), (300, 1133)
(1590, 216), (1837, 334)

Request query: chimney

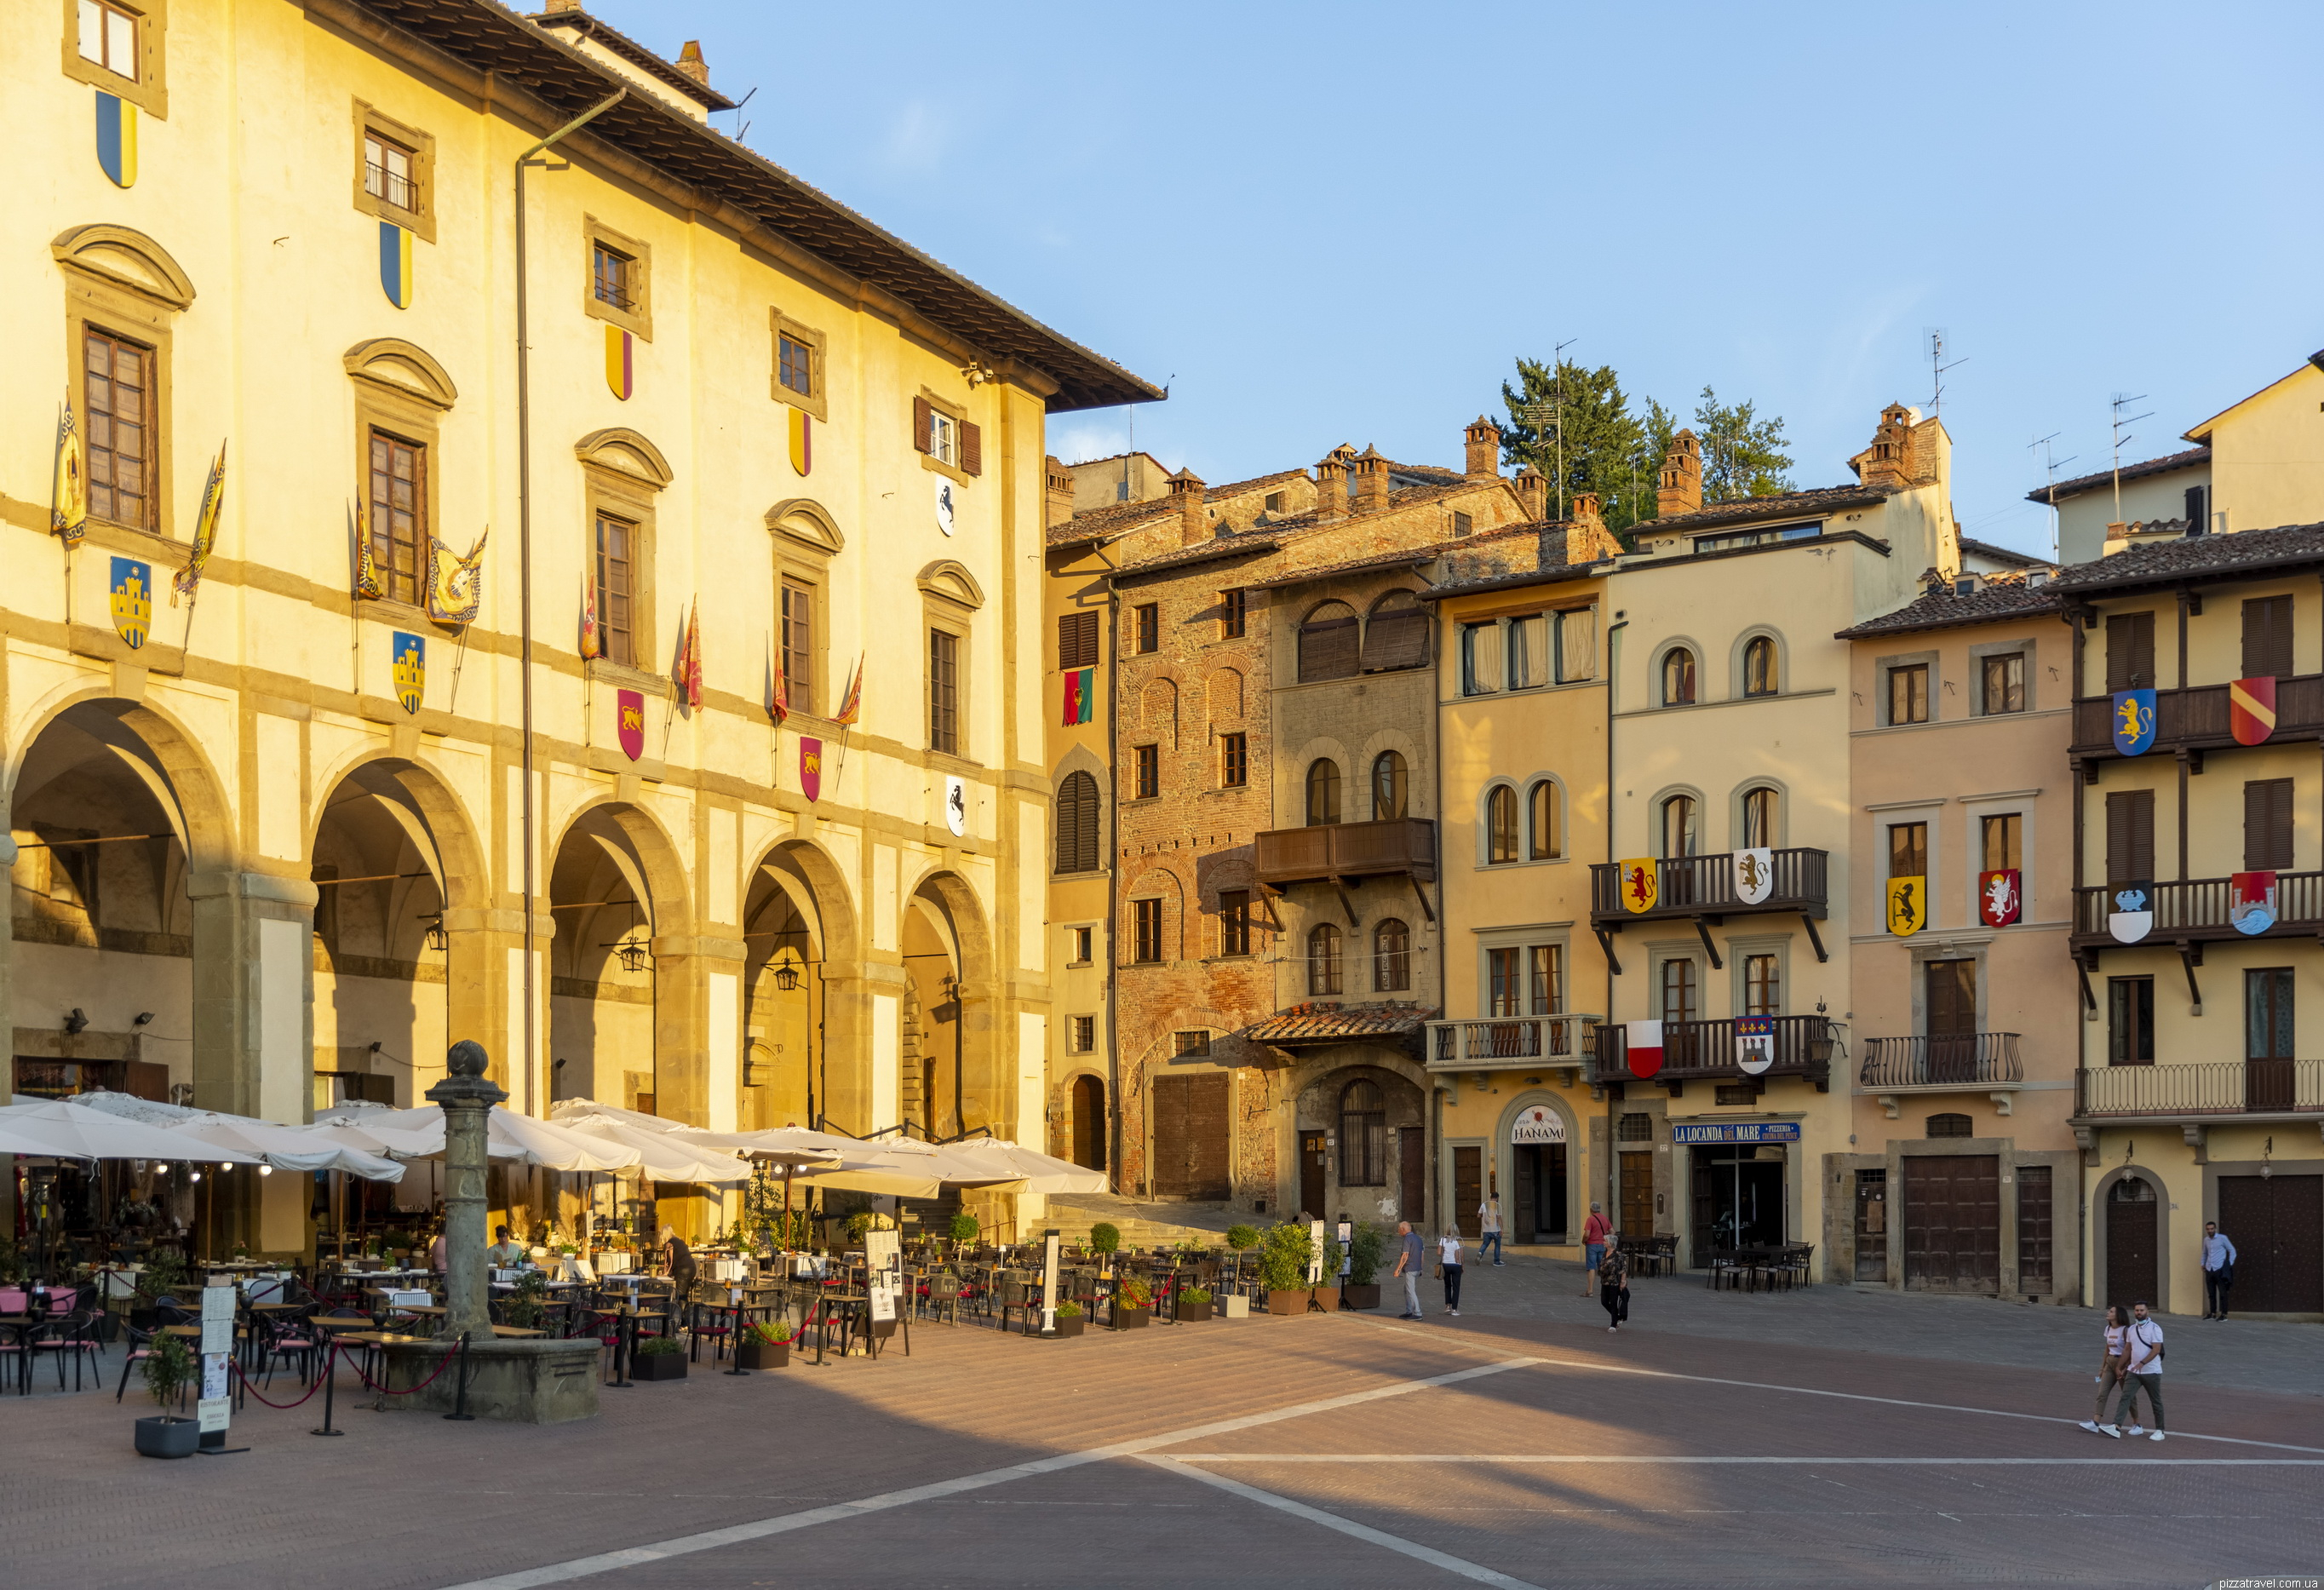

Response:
(1170, 468), (1208, 545)
(1464, 416), (1499, 481)
(1314, 452), (1346, 520)
(1854, 404), (1915, 491)
(1564, 491), (1620, 563)
(1513, 465), (1546, 521)
(1044, 455), (1075, 531)
(1353, 445), (1388, 515)
(675, 40), (710, 85)
(542, 0), (582, 10)
(1657, 430), (1702, 516)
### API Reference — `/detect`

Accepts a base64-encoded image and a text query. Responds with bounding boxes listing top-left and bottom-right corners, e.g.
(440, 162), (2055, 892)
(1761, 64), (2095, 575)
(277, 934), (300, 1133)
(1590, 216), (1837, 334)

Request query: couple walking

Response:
(2081, 1300), (2167, 1441)
(1390, 1220), (1468, 1317)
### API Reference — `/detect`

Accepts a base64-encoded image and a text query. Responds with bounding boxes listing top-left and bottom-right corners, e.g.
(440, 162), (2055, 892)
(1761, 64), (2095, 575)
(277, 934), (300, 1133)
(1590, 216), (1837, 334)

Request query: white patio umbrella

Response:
(547, 1101), (841, 1169)
(555, 1116), (750, 1183)
(925, 1139), (1109, 1195)
(66, 1092), (405, 1180)
(0, 1099), (261, 1164)
(313, 1104), (642, 1173)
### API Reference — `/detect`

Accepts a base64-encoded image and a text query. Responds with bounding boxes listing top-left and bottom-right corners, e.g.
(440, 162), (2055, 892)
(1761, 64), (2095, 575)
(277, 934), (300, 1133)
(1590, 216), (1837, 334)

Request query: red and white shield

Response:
(1625, 1019), (1663, 1081)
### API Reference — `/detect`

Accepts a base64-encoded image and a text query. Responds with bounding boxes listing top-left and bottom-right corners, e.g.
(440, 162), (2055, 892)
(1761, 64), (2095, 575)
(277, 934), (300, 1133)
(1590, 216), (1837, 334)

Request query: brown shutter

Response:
(1361, 609), (1430, 671)
(960, 420), (982, 477)
(910, 395), (932, 455)
(1059, 611), (1099, 670)
(2105, 789), (2155, 881)
(2241, 595), (2293, 680)
(2105, 611), (2155, 692)
(1298, 617), (1361, 681)
(2245, 778), (2294, 870)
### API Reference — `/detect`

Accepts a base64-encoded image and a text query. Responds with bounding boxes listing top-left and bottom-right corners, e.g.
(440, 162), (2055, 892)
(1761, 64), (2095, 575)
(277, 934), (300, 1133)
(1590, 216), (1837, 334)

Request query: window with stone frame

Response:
(1219, 889), (1252, 957)
(1220, 732), (1247, 789)
(365, 428), (428, 607)
(1373, 918), (1410, 991)
(1306, 922), (1343, 996)
(1131, 898), (1163, 964)
(1133, 743), (1159, 801)
(84, 327), (154, 531)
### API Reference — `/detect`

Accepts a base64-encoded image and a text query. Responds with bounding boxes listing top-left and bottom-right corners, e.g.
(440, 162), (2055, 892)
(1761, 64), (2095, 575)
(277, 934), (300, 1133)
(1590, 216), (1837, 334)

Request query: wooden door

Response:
(1300, 1133), (1327, 1221)
(2218, 1174), (2324, 1313)
(2106, 1180), (2159, 1311)
(1541, 1144), (1569, 1240)
(1620, 1151), (1655, 1237)
(1925, 961), (1977, 1082)
(2016, 1164), (2053, 1294)
(1902, 1155), (2000, 1294)
(1398, 1126), (1425, 1228)
(1151, 1073), (1231, 1200)
(1854, 1168), (1888, 1281)
(1514, 1145), (1538, 1243)
(1453, 1147), (1482, 1238)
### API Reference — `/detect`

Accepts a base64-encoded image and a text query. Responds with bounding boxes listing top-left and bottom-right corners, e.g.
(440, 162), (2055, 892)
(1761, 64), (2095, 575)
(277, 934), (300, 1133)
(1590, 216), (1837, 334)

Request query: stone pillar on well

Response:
(429, 1038), (507, 1340)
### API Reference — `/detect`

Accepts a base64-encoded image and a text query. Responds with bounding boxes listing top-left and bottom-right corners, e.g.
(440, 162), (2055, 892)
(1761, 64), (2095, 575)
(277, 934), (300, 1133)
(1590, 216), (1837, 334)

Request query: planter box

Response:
(1266, 1289), (1311, 1317)
(1053, 1316), (1086, 1338)
(632, 1352), (688, 1380)
(1311, 1284), (1341, 1312)
(1111, 1305), (1151, 1330)
(1341, 1283), (1382, 1311)
(1177, 1299), (1214, 1323)
(736, 1340), (789, 1370)
(134, 1416), (199, 1459)
(1220, 1294), (1251, 1318)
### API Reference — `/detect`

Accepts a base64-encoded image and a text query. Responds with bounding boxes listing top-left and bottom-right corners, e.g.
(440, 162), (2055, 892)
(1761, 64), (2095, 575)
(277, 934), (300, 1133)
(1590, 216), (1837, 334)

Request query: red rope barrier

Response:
(345, 1337), (467, 1397)
(227, 1352), (328, 1410)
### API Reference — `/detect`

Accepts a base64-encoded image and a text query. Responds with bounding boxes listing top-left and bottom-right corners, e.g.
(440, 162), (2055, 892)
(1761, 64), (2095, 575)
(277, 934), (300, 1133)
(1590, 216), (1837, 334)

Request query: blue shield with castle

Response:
(109, 557), (151, 649)
(393, 631), (426, 715)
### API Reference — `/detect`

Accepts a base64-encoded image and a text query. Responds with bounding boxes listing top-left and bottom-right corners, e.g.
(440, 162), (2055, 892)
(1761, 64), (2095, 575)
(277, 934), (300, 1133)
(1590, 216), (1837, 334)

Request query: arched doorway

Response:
(900, 870), (995, 1141)
(1070, 1074), (1106, 1171)
(2107, 1175), (2160, 1310)
(742, 843), (843, 1131)
(1292, 1060), (1426, 1226)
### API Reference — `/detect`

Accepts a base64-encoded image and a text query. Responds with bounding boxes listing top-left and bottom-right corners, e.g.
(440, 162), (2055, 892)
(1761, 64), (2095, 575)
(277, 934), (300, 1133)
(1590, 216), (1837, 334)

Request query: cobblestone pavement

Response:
(4, 1291), (2317, 1590)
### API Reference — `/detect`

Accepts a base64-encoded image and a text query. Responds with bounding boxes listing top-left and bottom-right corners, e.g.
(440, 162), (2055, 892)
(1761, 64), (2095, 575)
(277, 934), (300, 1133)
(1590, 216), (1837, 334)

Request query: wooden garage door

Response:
(1902, 1155), (2000, 1294)
(2218, 1174), (2324, 1314)
(1151, 1073), (1231, 1200)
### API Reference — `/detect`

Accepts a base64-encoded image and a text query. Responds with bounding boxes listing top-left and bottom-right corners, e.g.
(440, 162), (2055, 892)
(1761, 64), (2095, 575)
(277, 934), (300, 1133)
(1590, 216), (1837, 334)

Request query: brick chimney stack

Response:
(1513, 465), (1546, 521)
(1353, 445), (1388, 515)
(1854, 403), (1915, 491)
(1657, 430), (1702, 516)
(1170, 468), (1208, 545)
(675, 39), (710, 85)
(1044, 455), (1075, 530)
(1464, 416), (1499, 481)
(1314, 451), (1346, 521)
(1566, 492), (1622, 563)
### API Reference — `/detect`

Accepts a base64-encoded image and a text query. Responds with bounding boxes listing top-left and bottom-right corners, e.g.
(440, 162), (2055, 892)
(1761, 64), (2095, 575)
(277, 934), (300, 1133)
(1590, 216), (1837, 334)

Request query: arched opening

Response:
(1486, 785), (1518, 864)
(1362, 590), (1429, 672)
(2107, 1174), (2160, 1310)
(1660, 793), (1698, 858)
(1298, 600), (1360, 682)
(1662, 647), (1696, 706)
(1373, 918), (1410, 991)
(1295, 1062), (1426, 1226)
(900, 870), (997, 1145)
(1306, 922), (1343, 996)
(1054, 769), (1099, 874)
(1371, 750), (1408, 819)
(742, 858), (822, 1134)
(1741, 786), (1777, 850)
(1070, 1074), (1107, 1171)
(1529, 779), (1562, 859)
(1743, 635), (1778, 697)
(1305, 758), (1341, 826)
(1339, 1077), (1386, 1185)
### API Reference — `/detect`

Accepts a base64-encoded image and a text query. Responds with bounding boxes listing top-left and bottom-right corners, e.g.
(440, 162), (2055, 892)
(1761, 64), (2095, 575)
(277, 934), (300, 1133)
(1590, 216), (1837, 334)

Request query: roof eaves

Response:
(529, 12), (737, 109)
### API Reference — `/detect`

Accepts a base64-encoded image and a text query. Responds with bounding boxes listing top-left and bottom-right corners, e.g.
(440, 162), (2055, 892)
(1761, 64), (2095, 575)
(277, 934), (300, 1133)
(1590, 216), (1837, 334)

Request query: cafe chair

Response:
(259, 1312), (321, 1388)
(32, 1306), (105, 1393)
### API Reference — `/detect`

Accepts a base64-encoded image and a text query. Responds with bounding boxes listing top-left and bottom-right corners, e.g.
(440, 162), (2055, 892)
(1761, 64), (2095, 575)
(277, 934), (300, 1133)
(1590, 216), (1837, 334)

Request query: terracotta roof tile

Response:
(1110, 533), (1283, 578)
(1638, 485), (1891, 533)
(1240, 1002), (1439, 1046)
(2023, 446), (2209, 506)
(1833, 573), (2062, 639)
(2043, 521), (2324, 594)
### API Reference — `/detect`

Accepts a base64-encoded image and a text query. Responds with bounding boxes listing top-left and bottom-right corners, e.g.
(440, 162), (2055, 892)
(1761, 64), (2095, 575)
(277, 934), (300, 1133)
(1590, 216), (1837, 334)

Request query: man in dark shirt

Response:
(1391, 1220), (1425, 1319)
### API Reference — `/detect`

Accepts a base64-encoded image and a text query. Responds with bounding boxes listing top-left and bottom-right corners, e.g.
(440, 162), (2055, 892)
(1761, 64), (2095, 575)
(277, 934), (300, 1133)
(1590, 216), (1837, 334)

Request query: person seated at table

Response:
(485, 1226), (527, 1268)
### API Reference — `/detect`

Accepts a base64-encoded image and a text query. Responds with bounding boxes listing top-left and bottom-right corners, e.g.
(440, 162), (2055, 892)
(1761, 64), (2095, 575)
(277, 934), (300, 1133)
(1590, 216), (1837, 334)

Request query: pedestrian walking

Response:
(1598, 1243), (1630, 1331)
(1437, 1227), (1465, 1316)
(2103, 1301), (2166, 1441)
(1478, 1196), (1504, 1266)
(1581, 1203), (1613, 1296)
(2201, 1221), (2238, 1319)
(1391, 1219), (1425, 1319)
(2079, 1305), (2129, 1435)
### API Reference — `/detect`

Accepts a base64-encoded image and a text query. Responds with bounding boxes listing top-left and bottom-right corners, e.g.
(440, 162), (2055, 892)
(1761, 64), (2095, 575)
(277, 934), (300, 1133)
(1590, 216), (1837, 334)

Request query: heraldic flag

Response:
(2230, 675), (2277, 746)
(1062, 666), (1094, 726)
(1616, 858), (1658, 914)
(1624, 1020), (1663, 1081)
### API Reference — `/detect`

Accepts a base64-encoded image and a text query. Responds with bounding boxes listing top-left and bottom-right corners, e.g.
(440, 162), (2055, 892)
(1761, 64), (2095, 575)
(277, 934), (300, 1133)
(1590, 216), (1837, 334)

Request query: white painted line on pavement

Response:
(1139, 1455), (1542, 1589)
(437, 1355), (1541, 1589)
(1162, 1454), (2324, 1466)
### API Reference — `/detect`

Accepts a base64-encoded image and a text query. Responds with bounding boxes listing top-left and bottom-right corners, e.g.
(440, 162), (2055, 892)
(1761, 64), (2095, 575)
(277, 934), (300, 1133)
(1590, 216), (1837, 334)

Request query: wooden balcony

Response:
(1425, 1014), (1601, 1073)
(2076, 1059), (2324, 1118)
(2070, 674), (2324, 763)
(2071, 871), (2324, 952)
(1587, 1014), (1833, 1093)
(1254, 818), (1436, 887)
(1588, 848), (1828, 927)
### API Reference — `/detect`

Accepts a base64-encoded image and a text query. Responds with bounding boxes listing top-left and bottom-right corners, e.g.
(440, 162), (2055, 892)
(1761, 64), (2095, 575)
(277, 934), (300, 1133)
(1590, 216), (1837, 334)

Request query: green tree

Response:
(1692, 387), (1794, 501)
(1499, 359), (1680, 538)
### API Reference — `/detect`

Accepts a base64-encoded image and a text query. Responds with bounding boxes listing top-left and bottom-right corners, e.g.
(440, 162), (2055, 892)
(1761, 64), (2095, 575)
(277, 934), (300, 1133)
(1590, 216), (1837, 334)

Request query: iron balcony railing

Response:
(2071, 674), (2324, 760)
(2077, 1059), (2324, 1117)
(1858, 1032), (2023, 1089)
(1254, 817), (1437, 886)
(1588, 847), (1828, 924)
(1588, 1014), (1833, 1090)
(1426, 1014), (1602, 1071)
(2071, 871), (2324, 945)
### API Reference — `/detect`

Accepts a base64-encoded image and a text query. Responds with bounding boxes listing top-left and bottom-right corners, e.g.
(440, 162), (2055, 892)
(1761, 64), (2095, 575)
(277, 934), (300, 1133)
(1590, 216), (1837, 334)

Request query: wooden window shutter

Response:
(1055, 771), (1099, 874)
(960, 420), (983, 477)
(1361, 606), (1430, 672)
(2105, 789), (2154, 882)
(910, 395), (932, 455)
(1059, 611), (1099, 670)
(2245, 778), (2294, 871)
(2104, 611), (2155, 692)
(1298, 616), (1361, 682)
(2241, 595), (2293, 680)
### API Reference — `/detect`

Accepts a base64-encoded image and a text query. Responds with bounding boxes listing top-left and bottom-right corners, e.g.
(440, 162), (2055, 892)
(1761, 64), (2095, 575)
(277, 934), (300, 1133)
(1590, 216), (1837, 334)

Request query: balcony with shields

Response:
(1588, 1015), (1836, 1095)
(2069, 598), (2313, 766)
(1587, 817), (1829, 970)
(1856, 957), (2025, 1118)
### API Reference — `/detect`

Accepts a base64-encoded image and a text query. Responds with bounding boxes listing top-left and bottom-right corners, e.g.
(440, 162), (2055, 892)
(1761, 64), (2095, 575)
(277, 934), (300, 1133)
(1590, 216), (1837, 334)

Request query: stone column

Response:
(429, 1038), (508, 1340)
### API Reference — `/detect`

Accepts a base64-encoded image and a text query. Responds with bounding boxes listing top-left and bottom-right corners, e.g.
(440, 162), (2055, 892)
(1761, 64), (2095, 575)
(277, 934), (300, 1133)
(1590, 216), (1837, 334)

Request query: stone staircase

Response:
(1036, 1193), (1249, 1251)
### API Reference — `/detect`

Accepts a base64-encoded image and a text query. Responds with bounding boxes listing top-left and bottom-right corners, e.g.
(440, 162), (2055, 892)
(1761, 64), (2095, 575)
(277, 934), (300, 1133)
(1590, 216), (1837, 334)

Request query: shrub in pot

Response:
(948, 1211), (979, 1254)
(1053, 1300), (1085, 1339)
(737, 1318), (791, 1369)
(1342, 1223), (1386, 1310)
(1260, 1222), (1316, 1315)
(1313, 1231), (1344, 1312)
(1111, 1274), (1152, 1329)
(1087, 1222), (1122, 1257)
(1178, 1285), (1214, 1323)
(633, 1335), (688, 1380)
(134, 1333), (198, 1458)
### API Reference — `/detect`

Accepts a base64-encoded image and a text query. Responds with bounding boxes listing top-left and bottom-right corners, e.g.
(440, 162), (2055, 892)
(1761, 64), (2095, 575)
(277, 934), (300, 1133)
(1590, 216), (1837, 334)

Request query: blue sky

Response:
(594, 0), (2324, 558)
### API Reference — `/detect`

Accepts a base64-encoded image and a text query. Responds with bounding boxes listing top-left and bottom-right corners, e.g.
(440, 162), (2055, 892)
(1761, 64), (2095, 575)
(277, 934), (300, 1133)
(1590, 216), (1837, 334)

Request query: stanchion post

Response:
(1036, 1230), (1060, 1339)
(443, 1330), (474, 1421)
(312, 1338), (342, 1437)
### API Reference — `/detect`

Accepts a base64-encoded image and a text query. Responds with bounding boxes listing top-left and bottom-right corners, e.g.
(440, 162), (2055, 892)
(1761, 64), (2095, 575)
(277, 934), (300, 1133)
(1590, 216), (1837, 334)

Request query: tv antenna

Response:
(1517, 337), (1575, 519)
(1926, 330), (1967, 419)
(2028, 432), (2076, 561)
(2109, 392), (2153, 526)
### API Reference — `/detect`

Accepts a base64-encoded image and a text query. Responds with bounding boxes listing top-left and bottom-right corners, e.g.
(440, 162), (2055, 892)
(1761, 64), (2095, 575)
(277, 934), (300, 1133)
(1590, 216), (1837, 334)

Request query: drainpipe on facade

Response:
(1093, 543), (1124, 1195)
(513, 90), (625, 1115)
(1604, 617), (1625, 1218)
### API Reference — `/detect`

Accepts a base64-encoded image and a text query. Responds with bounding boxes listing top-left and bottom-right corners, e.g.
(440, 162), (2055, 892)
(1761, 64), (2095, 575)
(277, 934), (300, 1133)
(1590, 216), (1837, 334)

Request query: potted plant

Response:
(134, 1333), (199, 1458)
(1260, 1222), (1314, 1315)
(737, 1318), (791, 1369)
(1342, 1223), (1386, 1310)
(501, 1270), (549, 1331)
(1087, 1222), (1122, 1257)
(1110, 1274), (1152, 1329)
(633, 1335), (688, 1380)
(130, 1250), (186, 1330)
(949, 1211), (979, 1254)
(1311, 1231), (1345, 1313)
(1219, 1225), (1260, 1317)
(1177, 1285), (1214, 1323)
(1052, 1300), (1085, 1339)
